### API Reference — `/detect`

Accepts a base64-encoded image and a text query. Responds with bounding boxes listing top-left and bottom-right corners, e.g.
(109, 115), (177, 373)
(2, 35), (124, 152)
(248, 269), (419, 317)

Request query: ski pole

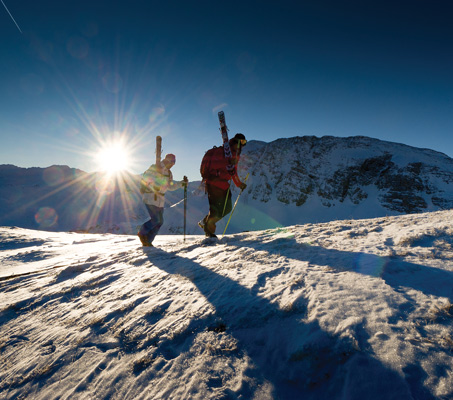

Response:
(221, 187), (230, 217)
(222, 173), (249, 238)
(183, 176), (188, 242)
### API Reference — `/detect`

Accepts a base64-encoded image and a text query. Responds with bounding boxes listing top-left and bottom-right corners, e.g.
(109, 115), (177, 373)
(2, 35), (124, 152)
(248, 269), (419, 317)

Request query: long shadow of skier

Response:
(236, 235), (453, 301)
(144, 248), (417, 400)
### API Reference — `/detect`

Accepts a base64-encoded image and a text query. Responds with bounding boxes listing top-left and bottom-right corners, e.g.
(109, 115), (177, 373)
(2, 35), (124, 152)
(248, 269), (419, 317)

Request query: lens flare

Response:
(354, 253), (387, 277)
(95, 142), (131, 173)
(35, 207), (58, 228)
(94, 175), (116, 194)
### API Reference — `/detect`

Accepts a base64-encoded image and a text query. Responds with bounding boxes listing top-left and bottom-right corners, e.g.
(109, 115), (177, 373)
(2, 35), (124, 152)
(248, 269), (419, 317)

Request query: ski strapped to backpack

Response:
(140, 135), (163, 195)
(200, 110), (246, 212)
(218, 111), (235, 173)
(156, 135), (162, 165)
(200, 111), (238, 182)
(154, 136), (162, 201)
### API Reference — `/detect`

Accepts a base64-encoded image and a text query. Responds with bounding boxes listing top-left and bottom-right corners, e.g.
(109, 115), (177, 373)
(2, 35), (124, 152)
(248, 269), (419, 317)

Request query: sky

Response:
(1, 0), (453, 181)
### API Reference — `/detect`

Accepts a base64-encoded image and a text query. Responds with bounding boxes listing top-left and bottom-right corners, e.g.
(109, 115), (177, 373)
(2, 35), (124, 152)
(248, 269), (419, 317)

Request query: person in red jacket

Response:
(199, 133), (247, 238)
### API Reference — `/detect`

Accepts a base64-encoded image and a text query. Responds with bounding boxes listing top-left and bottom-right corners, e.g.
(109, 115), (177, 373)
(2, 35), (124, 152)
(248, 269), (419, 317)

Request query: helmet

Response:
(230, 133), (247, 147)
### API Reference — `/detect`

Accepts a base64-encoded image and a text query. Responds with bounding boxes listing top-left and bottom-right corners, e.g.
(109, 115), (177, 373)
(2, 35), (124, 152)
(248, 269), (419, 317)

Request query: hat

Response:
(230, 133), (247, 146)
(164, 154), (176, 163)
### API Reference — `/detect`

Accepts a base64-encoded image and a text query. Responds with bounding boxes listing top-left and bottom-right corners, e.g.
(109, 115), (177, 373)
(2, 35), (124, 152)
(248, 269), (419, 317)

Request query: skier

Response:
(199, 133), (247, 238)
(138, 154), (187, 246)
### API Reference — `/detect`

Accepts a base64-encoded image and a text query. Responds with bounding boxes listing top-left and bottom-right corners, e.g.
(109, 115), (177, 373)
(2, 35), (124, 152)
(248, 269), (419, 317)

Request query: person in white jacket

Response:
(138, 153), (187, 246)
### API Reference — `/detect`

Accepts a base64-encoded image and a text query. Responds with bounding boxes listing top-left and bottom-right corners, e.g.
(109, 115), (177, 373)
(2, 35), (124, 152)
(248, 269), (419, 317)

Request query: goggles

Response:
(237, 139), (247, 146)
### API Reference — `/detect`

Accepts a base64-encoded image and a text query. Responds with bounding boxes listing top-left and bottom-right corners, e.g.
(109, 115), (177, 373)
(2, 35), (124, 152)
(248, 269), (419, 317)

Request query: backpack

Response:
(140, 164), (163, 194)
(140, 170), (151, 194)
(200, 146), (218, 180)
(139, 178), (147, 194)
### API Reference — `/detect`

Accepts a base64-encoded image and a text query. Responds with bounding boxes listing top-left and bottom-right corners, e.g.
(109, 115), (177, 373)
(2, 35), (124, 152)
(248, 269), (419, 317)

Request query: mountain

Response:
(1, 135), (453, 235)
(0, 164), (144, 233)
(238, 136), (453, 224)
(1, 210), (453, 399)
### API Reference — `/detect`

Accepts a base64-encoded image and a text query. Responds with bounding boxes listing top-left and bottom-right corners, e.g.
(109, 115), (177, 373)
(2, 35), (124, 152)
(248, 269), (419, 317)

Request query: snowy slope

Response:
(1, 210), (452, 399)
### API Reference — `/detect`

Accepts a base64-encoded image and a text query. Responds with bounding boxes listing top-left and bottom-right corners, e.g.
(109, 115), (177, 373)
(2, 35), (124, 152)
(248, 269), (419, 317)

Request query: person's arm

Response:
(230, 163), (247, 190)
(166, 173), (188, 191)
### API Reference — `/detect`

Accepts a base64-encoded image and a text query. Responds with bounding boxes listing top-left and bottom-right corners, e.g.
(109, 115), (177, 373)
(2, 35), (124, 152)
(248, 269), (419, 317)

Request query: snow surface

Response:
(1, 210), (453, 399)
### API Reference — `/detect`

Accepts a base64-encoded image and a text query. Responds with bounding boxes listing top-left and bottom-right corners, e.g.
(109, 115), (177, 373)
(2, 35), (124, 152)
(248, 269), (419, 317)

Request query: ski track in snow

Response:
(0, 211), (453, 399)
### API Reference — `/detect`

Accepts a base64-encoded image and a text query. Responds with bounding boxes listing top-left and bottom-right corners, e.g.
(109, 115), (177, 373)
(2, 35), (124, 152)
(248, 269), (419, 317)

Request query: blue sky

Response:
(1, 0), (453, 181)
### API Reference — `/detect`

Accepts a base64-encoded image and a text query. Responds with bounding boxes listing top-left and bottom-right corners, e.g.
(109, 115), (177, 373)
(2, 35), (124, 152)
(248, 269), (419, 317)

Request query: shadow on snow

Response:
(144, 245), (420, 400)
(237, 235), (453, 302)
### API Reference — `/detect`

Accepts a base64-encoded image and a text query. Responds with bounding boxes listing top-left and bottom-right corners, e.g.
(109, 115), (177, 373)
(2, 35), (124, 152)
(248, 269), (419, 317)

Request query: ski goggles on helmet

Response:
(236, 138), (247, 146)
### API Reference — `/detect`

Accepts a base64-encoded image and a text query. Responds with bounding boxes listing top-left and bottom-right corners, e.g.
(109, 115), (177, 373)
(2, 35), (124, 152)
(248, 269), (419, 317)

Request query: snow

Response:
(1, 210), (452, 399)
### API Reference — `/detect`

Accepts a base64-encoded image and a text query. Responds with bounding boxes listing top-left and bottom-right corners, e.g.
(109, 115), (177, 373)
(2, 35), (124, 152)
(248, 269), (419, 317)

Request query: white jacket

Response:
(141, 163), (183, 208)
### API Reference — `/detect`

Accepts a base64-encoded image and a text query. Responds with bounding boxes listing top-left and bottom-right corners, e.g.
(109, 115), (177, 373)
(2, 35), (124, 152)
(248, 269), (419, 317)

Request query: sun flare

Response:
(95, 143), (131, 173)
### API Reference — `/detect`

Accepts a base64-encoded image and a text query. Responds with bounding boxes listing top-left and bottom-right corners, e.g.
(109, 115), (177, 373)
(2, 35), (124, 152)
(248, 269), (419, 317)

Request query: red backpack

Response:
(200, 146), (218, 180)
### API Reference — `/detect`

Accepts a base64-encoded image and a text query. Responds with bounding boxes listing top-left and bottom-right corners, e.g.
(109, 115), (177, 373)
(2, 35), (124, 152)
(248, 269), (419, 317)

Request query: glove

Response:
(182, 175), (188, 187)
(239, 182), (247, 191)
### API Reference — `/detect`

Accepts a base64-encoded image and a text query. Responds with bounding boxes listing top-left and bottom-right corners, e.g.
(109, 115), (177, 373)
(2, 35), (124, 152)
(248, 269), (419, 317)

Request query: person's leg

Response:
(205, 185), (231, 236)
(147, 206), (164, 244)
(204, 214), (220, 237)
(138, 208), (153, 246)
(139, 205), (163, 245)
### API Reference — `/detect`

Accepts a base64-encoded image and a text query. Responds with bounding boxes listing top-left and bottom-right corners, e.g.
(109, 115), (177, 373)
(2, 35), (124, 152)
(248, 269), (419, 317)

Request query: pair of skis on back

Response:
(154, 111), (246, 242)
(218, 111), (249, 237)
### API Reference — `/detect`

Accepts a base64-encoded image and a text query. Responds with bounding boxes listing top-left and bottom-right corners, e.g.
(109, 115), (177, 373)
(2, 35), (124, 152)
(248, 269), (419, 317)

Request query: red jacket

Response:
(202, 146), (243, 190)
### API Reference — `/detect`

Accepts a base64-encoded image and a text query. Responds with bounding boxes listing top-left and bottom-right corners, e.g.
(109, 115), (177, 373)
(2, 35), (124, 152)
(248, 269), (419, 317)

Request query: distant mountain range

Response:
(1, 135), (453, 235)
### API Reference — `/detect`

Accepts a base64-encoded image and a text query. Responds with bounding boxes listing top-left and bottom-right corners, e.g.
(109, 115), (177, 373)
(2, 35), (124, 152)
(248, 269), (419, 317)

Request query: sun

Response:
(95, 142), (131, 173)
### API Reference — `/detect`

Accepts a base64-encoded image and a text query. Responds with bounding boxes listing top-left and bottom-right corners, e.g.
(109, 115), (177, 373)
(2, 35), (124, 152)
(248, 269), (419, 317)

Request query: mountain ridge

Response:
(1, 135), (453, 234)
(240, 135), (453, 213)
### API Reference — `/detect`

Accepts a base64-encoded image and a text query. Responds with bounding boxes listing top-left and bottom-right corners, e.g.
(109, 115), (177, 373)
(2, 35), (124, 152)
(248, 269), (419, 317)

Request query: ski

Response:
(156, 136), (162, 165)
(218, 111), (234, 173)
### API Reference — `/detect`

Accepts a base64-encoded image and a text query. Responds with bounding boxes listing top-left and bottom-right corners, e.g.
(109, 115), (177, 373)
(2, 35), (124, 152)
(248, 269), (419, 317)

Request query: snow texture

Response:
(1, 209), (453, 399)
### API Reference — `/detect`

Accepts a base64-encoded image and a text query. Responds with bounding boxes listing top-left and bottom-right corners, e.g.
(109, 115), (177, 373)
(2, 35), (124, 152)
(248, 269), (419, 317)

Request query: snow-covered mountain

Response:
(238, 136), (453, 224)
(0, 164), (144, 234)
(1, 135), (453, 235)
(1, 210), (452, 399)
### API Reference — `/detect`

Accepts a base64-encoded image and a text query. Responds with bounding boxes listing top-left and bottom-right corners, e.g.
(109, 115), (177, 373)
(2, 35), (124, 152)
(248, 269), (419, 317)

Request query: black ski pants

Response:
(205, 184), (232, 234)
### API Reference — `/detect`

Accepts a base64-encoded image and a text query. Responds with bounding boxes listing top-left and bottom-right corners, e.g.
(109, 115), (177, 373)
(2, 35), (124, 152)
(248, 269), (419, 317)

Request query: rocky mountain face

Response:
(1, 135), (452, 235)
(240, 136), (453, 215)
